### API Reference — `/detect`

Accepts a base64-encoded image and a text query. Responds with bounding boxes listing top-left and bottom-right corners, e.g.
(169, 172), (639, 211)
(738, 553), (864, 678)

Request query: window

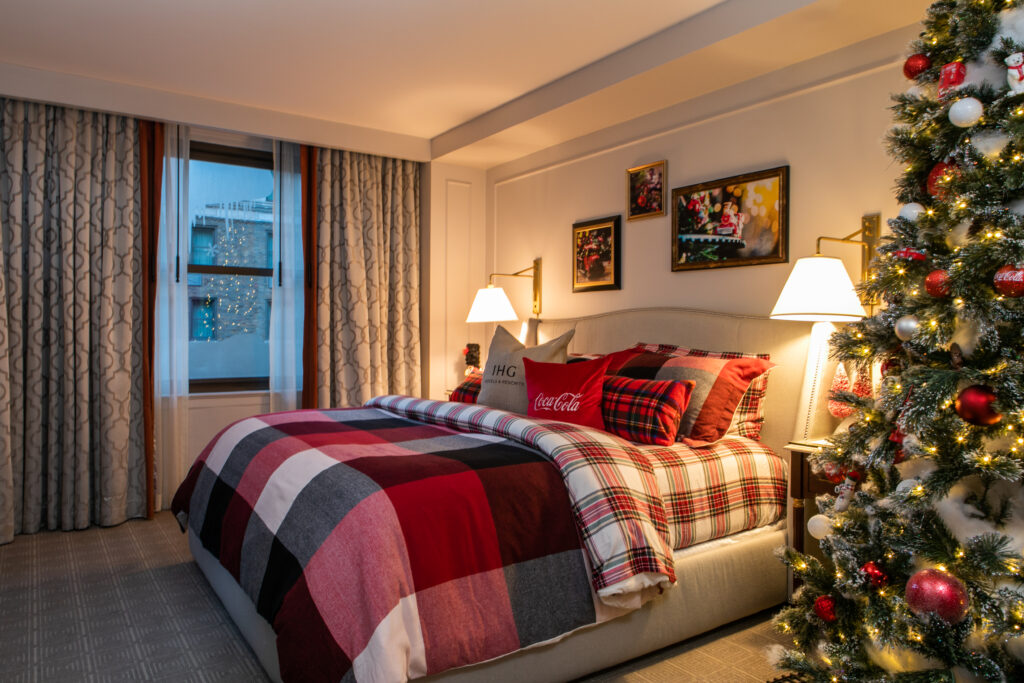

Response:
(187, 142), (274, 393)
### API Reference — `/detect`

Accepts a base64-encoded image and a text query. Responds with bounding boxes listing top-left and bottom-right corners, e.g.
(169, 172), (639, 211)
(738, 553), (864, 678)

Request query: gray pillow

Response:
(477, 326), (575, 413)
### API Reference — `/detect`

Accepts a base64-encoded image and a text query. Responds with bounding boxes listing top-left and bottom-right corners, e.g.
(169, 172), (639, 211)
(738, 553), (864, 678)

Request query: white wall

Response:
(483, 63), (906, 322)
(424, 162), (488, 399)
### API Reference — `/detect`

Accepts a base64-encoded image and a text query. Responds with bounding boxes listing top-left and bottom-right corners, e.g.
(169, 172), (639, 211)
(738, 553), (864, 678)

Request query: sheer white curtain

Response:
(154, 125), (191, 510)
(270, 142), (304, 412)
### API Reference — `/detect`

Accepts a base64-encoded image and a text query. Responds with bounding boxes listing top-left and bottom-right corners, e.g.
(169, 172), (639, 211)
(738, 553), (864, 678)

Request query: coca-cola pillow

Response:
(523, 356), (611, 430)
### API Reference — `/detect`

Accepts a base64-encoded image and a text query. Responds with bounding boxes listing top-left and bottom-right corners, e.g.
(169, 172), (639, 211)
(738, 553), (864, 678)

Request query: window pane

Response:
(187, 274), (272, 381)
(188, 159), (274, 269)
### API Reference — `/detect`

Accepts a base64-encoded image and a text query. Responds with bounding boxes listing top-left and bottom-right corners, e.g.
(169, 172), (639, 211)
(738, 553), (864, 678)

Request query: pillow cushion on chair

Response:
(613, 350), (773, 443)
(601, 375), (694, 446)
(630, 343), (773, 440)
(523, 356), (610, 430)
(477, 326), (575, 414)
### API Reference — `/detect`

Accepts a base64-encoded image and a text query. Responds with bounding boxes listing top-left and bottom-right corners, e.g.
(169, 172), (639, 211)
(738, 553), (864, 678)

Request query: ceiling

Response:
(0, 0), (931, 168)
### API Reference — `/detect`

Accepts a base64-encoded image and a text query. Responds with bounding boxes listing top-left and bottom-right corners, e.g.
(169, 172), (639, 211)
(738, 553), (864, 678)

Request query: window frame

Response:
(187, 142), (274, 394)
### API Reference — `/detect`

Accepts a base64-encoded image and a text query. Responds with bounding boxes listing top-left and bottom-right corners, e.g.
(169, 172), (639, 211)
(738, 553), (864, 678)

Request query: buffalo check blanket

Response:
(172, 396), (785, 682)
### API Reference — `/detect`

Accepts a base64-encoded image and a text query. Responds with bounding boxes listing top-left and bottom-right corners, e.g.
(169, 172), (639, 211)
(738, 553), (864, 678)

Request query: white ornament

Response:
(1007, 52), (1024, 94)
(970, 130), (1010, 159)
(947, 220), (972, 248)
(807, 514), (833, 540)
(898, 203), (925, 221)
(894, 315), (920, 341)
(949, 97), (983, 127)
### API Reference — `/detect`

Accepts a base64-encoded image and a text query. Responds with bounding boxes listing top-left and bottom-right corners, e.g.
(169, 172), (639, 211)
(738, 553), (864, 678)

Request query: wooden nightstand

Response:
(785, 439), (835, 555)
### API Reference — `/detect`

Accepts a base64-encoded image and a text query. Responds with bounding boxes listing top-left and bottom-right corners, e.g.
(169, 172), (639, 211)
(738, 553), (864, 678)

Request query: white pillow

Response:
(477, 326), (575, 414)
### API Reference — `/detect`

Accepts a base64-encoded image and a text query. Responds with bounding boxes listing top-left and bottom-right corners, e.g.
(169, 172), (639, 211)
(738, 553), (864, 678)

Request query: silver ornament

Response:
(894, 315), (919, 341)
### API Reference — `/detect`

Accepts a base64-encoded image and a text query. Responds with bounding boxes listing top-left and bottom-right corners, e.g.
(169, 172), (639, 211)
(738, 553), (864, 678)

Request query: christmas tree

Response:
(775, 2), (1024, 680)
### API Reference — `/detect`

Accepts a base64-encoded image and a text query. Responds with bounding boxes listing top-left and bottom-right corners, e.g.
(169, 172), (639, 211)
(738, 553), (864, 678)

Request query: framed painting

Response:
(572, 215), (621, 292)
(626, 160), (666, 221)
(670, 165), (789, 271)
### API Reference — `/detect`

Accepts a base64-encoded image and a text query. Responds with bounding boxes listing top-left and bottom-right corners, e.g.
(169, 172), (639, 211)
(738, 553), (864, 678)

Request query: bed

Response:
(174, 307), (828, 682)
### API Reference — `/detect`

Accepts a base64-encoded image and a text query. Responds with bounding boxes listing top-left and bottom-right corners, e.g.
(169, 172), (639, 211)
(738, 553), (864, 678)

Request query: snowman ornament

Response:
(1006, 52), (1024, 94)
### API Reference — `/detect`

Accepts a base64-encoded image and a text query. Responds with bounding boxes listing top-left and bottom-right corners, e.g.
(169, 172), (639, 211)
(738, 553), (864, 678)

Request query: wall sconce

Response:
(770, 214), (879, 321)
(466, 258), (542, 322)
(770, 214), (879, 440)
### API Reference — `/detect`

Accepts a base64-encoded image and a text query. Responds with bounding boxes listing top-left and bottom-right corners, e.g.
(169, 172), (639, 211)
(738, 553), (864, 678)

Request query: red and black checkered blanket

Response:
(173, 398), (683, 681)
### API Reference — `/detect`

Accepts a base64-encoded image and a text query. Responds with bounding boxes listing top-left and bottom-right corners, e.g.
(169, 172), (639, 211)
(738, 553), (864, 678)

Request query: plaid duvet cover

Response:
(645, 438), (786, 550)
(172, 400), (671, 682)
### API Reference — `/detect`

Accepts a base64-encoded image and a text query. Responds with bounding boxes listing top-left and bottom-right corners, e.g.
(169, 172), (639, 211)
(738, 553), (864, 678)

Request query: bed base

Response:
(190, 522), (787, 682)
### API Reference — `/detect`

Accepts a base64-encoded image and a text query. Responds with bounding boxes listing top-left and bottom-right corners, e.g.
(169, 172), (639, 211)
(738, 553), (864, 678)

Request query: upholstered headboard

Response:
(529, 307), (838, 459)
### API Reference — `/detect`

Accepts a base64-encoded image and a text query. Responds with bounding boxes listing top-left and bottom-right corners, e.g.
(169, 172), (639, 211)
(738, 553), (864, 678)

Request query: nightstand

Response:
(785, 439), (834, 555)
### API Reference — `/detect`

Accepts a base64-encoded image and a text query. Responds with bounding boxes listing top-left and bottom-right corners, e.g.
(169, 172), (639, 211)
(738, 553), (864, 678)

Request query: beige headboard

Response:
(530, 307), (838, 459)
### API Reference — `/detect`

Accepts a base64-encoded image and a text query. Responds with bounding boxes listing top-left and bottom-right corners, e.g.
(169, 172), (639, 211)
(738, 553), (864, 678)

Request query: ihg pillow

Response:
(477, 326), (575, 414)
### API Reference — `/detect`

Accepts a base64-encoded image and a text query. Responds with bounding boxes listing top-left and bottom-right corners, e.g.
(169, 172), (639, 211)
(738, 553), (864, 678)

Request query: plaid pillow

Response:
(450, 372), (482, 403)
(615, 349), (772, 443)
(632, 343), (772, 440)
(450, 368), (694, 446)
(602, 375), (694, 445)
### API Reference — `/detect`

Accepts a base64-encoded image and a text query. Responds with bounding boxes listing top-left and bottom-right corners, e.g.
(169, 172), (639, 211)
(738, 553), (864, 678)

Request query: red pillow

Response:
(601, 375), (694, 445)
(523, 356), (611, 429)
(614, 351), (773, 442)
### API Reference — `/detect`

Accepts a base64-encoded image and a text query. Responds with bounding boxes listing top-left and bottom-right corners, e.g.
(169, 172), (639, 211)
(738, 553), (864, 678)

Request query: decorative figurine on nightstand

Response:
(463, 343), (480, 376)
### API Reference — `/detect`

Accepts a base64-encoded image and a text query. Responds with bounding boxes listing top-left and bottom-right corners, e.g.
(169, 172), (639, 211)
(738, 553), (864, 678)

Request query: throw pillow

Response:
(601, 375), (694, 445)
(614, 351), (773, 442)
(523, 356), (610, 430)
(477, 326), (575, 413)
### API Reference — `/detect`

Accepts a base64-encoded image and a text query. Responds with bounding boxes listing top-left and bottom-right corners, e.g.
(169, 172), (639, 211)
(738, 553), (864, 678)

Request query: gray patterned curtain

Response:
(0, 99), (146, 544)
(313, 149), (421, 407)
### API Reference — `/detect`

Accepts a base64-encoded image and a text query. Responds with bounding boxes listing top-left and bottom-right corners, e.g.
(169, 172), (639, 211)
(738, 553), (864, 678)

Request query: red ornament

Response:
(894, 246), (928, 261)
(927, 162), (956, 197)
(861, 561), (889, 587)
(925, 269), (951, 297)
(955, 385), (1002, 426)
(905, 568), (969, 623)
(938, 62), (967, 99)
(813, 595), (838, 623)
(994, 264), (1024, 297)
(889, 428), (907, 464)
(903, 53), (932, 80)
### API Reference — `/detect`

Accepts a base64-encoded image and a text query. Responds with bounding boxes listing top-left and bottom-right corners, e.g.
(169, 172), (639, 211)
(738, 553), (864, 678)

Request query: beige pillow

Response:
(477, 326), (575, 413)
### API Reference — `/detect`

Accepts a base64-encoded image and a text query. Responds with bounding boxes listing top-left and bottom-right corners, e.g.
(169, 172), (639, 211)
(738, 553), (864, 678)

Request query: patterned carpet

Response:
(0, 512), (790, 682)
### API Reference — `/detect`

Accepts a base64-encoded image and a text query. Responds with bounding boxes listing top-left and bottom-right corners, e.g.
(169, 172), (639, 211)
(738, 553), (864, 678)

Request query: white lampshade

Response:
(770, 256), (867, 322)
(466, 285), (518, 323)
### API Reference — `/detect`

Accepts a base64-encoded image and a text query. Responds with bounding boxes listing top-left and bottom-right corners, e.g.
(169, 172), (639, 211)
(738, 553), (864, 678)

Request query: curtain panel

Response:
(309, 150), (421, 408)
(0, 99), (149, 543)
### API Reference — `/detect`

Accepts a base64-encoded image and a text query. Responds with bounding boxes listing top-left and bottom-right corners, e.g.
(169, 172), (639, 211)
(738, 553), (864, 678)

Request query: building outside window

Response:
(187, 142), (274, 392)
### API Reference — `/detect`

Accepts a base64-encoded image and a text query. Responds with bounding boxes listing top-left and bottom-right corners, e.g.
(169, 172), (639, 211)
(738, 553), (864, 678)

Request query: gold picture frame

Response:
(670, 165), (789, 271)
(626, 160), (666, 221)
(572, 215), (621, 292)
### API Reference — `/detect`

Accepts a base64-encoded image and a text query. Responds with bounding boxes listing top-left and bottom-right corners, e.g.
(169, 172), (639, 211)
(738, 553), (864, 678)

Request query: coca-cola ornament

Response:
(925, 269), (951, 297)
(955, 384), (1002, 426)
(994, 264), (1024, 297)
(905, 568), (969, 624)
(938, 61), (967, 99)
